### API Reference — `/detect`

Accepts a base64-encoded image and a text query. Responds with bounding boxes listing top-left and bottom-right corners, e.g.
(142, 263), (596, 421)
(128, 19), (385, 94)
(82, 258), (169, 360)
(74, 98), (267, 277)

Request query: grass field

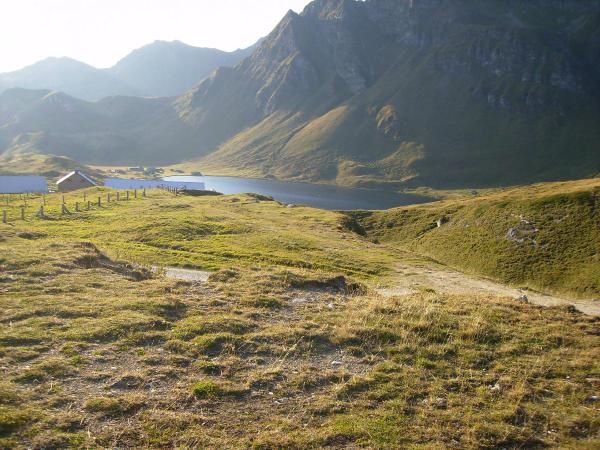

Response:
(1, 184), (599, 448)
(351, 178), (600, 298)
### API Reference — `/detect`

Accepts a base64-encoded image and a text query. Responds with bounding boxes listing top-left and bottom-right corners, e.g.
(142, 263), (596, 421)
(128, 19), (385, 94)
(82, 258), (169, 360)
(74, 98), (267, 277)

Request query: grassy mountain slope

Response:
(0, 148), (96, 178)
(197, 0), (600, 188)
(350, 178), (600, 297)
(0, 187), (598, 447)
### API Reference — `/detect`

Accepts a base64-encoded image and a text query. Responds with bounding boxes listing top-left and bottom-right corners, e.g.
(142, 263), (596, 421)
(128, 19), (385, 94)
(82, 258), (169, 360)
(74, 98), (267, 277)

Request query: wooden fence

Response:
(0, 187), (163, 224)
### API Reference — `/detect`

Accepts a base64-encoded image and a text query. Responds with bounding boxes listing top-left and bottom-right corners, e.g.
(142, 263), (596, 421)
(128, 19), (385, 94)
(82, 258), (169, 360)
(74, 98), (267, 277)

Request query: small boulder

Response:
(434, 397), (448, 409)
(489, 382), (502, 393)
(515, 294), (529, 303)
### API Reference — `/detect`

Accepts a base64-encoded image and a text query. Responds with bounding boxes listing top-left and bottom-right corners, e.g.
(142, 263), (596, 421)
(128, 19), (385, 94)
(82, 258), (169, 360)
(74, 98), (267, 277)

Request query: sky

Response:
(0, 0), (312, 72)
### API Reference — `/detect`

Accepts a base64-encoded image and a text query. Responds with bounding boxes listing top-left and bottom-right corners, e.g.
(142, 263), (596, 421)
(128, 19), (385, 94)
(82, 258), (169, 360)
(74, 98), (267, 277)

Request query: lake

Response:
(163, 175), (433, 210)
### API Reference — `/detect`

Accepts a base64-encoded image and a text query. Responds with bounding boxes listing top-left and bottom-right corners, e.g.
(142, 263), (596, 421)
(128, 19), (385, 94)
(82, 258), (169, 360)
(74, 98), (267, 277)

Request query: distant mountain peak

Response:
(0, 39), (257, 101)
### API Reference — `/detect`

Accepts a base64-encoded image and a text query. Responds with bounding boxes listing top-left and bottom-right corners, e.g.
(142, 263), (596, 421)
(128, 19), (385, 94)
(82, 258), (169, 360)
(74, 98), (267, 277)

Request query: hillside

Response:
(349, 178), (600, 298)
(0, 88), (200, 164)
(0, 149), (97, 179)
(0, 184), (598, 447)
(0, 41), (254, 101)
(192, 0), (600, 187)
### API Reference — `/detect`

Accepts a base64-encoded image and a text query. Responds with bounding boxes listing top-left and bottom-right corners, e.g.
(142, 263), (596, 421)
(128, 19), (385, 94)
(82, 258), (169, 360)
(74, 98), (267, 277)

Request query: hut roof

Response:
(56, 170), (95, 185)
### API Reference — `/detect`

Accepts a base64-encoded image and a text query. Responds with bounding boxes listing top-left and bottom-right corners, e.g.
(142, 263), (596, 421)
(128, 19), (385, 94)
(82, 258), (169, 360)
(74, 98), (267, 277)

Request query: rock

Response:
(287, 204), (295, 208)
(109, 375), (142, 390)
(515, 294), (529, 303)
(506, 228), (518, 240)
(331, 360), (343, 367)
(434, 397), (448, 409)
(436, 217), (448, 228)
(489, 382), (502, 393)
(587, 395), (598, 402)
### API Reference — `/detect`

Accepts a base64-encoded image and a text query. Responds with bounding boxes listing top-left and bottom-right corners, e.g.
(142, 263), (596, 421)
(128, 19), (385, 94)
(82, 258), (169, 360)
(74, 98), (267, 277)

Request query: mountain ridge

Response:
(0, 40), (257, 101)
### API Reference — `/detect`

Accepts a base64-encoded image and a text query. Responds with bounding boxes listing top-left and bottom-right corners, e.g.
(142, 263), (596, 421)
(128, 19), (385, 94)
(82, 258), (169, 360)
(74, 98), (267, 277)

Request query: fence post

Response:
(43, 194), (46, 206)
(20, 206), (25, 220)
(75, 202), (80, 212)
(134, 189), (137, 199)
(83, 193), (87, 202)
(98, 196), (101, 207)
(126, 191), (130, 200)
(107, 193), (111, 203)
(36, 206), (44, 219)
(87, 201), (91, 211)
(116, 192), (120, 201)
(62, 195), (65, 205)
(2, 210), (6, 223)
(143, 188), (146, 197)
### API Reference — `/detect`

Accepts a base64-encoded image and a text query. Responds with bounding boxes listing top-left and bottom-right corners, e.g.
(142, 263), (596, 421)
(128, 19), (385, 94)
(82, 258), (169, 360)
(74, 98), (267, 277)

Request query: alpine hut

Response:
(56, 170), (96, 192)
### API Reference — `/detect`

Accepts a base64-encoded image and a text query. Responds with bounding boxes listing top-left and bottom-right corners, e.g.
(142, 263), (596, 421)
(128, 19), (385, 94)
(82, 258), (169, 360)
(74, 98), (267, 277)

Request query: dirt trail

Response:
(378, 262), (600, 316)
(153, 266), (212, 282)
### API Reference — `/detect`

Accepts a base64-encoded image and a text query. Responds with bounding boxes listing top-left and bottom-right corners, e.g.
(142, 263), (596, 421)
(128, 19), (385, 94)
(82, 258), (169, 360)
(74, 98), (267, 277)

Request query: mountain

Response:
(106, 40), (257, 98)
(0, 57), (140, 102)
(0, 41), (255, 101)
(188, 0), (600, 188)
(0, 88), (199, 164)
(1, 0), (599, 189)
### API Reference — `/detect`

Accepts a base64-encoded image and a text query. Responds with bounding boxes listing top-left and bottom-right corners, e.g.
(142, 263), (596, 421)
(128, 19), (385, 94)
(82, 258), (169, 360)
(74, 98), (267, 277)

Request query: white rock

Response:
(489, 382), (502, 393)
(515, 295), (529, 303)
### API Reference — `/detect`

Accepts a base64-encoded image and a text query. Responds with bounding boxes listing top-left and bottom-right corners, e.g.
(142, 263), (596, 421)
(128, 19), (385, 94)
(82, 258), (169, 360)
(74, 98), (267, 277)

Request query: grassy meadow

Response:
(0, 184), (599, 448)
(352, 179), (600, 298)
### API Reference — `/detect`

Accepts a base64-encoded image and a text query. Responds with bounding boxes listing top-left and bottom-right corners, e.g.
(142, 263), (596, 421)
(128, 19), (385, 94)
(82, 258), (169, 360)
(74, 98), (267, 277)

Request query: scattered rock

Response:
(109, 375), (142, 390)
(290, 275), (365, 294)
(515, 294), (529, 303)
(489, 382), (502, 393)
(434, 397), (448, 409)
(506, 218), (539, 246)
(16, 231), (46, 240)
(331, 360), (343, 367)
(587, 395), (598, 403)
(436, 217), (448, 228)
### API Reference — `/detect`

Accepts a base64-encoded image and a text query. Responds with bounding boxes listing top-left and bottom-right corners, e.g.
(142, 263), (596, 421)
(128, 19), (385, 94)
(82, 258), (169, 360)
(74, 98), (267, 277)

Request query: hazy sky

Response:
(0, 0), (312, 72)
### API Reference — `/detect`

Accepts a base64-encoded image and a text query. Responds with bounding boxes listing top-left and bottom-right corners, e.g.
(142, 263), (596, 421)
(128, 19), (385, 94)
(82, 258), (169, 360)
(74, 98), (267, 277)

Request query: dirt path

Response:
(378, 262), (600, 316)
(153, 266), (212, 282)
